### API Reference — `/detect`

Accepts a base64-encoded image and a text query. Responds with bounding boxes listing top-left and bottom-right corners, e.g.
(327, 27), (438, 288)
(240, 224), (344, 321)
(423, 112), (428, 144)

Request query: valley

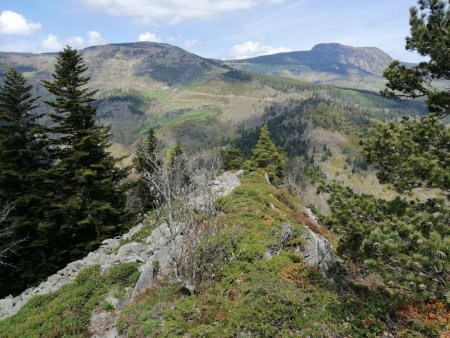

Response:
(0, 42), (423, 152)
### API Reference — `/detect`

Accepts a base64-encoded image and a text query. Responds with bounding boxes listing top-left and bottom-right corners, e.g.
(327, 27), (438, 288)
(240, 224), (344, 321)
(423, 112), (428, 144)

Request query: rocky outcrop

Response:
(0, 226), (147, 320)
(298, 227), (338, 271)
(0, 170), (243, 320)
(264, 214), (339, 272)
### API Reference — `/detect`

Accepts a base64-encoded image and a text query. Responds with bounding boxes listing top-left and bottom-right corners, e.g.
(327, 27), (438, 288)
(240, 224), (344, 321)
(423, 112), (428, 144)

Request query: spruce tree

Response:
(167, 141), (190, 187)
(245, 125), (286, 184)
(43, 46), (128, 258)
(168, 141), (184, 167)
(0, 68), (51, 296)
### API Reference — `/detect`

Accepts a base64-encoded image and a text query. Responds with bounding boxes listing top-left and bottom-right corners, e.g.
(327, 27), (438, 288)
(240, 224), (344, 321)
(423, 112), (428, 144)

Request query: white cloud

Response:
(41, 31), (107, 52)
(41, 34), (63, 51)
(138, 32), (161, 42)
(228, 41), (291, 59)
(88, 31), (106, 45)
(82, 0), (281, 23)
(0, 10), (41, 35)
(67, 36), (85, 48)
(184, 39), (200, 49)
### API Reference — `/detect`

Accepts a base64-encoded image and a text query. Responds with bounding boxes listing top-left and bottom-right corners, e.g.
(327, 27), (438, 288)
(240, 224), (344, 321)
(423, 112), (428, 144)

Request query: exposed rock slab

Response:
(299, 227), (337, 271)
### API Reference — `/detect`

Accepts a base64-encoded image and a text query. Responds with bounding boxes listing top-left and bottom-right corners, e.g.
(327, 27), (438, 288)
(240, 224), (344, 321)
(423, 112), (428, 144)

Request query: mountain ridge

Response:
(0, 41), (421, 150)
(226, 42), (396, 90)
(0, 41), (397, 91)
(229, 43), (393, 75)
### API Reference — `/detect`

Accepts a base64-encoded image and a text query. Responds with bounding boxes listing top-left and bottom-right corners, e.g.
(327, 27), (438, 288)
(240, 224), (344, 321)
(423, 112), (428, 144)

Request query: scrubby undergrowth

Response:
(117, 171), (448, 337)
(0, 171), (447, 337)
(0, 263), (140, 338)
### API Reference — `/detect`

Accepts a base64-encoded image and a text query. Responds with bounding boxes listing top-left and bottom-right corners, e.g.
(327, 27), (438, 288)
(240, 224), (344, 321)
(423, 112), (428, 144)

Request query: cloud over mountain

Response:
(41, 31), (106, 52)
(0, 10), (41, 35)
(138, 32), (162, 42)
(229, 40), (291, 59)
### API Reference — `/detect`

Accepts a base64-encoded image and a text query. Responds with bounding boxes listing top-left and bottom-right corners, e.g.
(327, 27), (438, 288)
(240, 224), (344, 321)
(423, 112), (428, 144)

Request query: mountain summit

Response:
(227, 43), (394, 89)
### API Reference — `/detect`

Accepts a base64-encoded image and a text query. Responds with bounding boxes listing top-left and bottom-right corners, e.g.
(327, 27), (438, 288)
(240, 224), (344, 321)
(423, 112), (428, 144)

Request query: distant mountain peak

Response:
(227, 42), (394, 80)
(311, 42), (348, 50)
(311, 42), (391, 57)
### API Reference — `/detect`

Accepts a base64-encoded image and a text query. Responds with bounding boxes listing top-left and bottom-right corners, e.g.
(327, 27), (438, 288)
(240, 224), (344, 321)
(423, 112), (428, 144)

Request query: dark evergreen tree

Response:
(43, 46), (129, 259)
(0, 68), (51, 296)
(134, 128), (160, 212)
(167, 141), (190, 187)
(244, 125), (286, 184)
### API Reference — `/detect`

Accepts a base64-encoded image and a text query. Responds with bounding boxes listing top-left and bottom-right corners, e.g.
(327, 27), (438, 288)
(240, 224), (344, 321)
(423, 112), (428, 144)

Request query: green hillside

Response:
(0, 42), (423, 150)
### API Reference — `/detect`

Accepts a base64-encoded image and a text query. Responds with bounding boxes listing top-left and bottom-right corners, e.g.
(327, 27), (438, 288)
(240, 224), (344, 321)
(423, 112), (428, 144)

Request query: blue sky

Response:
(0, 0), (422, 62)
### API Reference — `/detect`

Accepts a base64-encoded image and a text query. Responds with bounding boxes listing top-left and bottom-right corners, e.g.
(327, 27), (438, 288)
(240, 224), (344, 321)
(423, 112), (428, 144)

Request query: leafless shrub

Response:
(0, 203), (12, 225)
(137, 147), (225, 288)
(0, 202), (24, 267)
(179, 224), (241, 288)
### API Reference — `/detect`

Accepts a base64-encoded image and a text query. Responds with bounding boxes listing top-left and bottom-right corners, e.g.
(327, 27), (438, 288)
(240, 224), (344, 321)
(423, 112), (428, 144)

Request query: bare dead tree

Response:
(0, 203), (12, 225)
(284, 157), (304, 196)
(136, 147), (223, 287)
(185, 149), (222, 217)
(0, 202), (23, 267)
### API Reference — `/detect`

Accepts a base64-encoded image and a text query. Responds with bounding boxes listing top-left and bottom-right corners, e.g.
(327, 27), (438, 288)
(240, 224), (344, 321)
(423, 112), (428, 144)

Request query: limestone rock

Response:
(132, 263), (154, 296)
(116, 242), (145, 258)
(299, 227), (338, 271)
(121, 223), (144, 241)
(101, 238), (121, 252)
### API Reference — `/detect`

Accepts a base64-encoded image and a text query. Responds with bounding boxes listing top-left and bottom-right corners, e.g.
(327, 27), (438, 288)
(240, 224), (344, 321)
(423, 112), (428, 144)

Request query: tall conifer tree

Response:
(0, 68), (51, 295)
(43, 46), (128, 257)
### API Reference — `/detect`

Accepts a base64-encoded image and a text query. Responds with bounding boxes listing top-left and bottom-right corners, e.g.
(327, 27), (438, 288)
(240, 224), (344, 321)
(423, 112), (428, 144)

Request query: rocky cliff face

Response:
(308, 43), (393, 76)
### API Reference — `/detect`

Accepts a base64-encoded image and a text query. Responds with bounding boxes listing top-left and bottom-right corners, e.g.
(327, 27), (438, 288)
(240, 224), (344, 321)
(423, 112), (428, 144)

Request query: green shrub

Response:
(105, 262), (140, 287)
(0, 266), (106, 338)
(101, 301), (114, 312)
(0, 263), (142, 338)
